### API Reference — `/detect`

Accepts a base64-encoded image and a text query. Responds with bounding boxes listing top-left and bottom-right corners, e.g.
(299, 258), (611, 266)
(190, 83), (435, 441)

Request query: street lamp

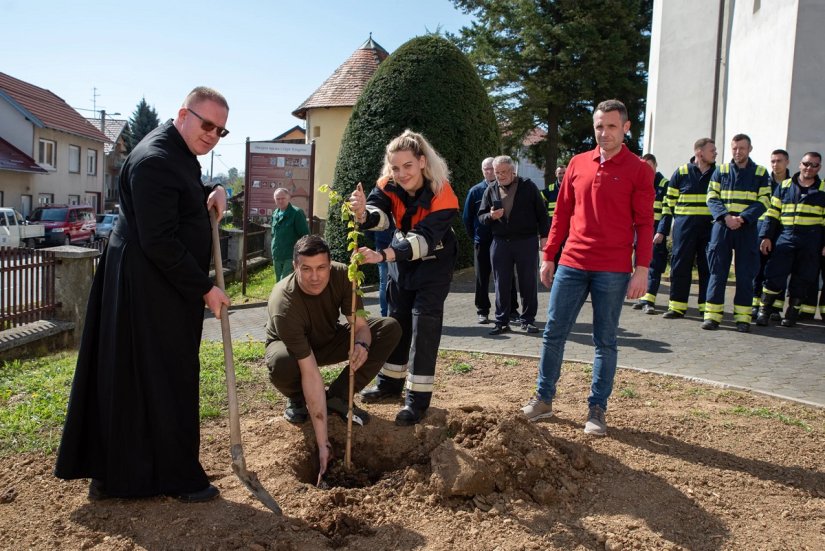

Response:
(210, 151), (221, 183)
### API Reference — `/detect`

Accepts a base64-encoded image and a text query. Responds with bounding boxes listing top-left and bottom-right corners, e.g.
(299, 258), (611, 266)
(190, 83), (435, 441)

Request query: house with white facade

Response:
(0, 72), (109, 216)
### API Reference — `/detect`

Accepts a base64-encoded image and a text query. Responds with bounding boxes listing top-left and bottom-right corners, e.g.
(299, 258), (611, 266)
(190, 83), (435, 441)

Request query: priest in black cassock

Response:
(55, 87), (231, 503)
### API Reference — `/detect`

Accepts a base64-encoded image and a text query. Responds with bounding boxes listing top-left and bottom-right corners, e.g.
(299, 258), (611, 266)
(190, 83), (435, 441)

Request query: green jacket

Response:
(270, 203), (309, 260)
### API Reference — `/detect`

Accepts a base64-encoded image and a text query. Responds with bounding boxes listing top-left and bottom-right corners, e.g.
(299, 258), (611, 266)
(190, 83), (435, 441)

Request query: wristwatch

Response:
(378, 248), (387, 262)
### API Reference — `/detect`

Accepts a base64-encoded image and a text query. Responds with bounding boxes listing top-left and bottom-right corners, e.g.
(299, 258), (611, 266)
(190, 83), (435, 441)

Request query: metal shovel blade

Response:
(230, 444), (282, 514)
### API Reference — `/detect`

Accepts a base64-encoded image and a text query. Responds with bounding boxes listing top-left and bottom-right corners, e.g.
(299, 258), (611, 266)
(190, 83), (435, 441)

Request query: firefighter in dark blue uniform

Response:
(660, 138), (717, 319)
(634, 154), (671, 314)
(540, 165), (564, 266)
(703, 134), (771, 332)
(752, 149), (790, 317)
(756, 152), (825, 327)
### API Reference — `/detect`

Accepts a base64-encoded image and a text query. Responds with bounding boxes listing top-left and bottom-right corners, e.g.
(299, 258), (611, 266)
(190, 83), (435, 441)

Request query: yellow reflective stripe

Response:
(678, 193), (708, 202)
(674, 206), (711, 215)
(770, 196), (782, 208)
(698, 302), (706, 313)
(795, 204), (825, 214)
(707, 181), (722, 201)
(780, 216), (823, 226)
(800, 303), (817, 314)
(755, 166), (767, 176)
(666, 187), (681, 198)
(668, 300), (688, 313)
(642, 293), (657, 303)
(719, 164), (730, 174)
(720, 190), (759, 200)
(678, 164), (689, 175)
(726, 202), (757, 212)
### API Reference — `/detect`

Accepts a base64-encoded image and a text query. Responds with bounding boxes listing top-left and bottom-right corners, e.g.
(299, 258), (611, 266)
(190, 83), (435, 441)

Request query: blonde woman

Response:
(349, 129), (458, 425)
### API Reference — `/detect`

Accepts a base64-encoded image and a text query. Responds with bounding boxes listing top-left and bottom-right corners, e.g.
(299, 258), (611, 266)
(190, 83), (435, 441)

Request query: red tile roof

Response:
(0, 137), (48, 174)
(0, 72), (109, 143)
(292, 36), (389, 119)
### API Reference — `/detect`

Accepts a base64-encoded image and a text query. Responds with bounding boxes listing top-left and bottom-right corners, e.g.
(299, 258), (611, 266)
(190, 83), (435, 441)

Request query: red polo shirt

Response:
(543, 144), (654, 273)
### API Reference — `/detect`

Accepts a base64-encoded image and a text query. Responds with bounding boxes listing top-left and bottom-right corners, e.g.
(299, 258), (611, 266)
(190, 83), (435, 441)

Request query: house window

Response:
(87, 149), (98, 175)
(38, 139), (57, 168)
(38, 193), (54, 205)
(0, 190), (4, 206)
(313, 126), (321, 138)
(68, 194), (80, 205)
(69, 145), (81, 173)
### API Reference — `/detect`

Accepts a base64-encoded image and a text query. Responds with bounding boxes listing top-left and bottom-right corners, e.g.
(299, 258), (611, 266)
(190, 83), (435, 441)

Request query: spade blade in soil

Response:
(231, 444), (282, 515)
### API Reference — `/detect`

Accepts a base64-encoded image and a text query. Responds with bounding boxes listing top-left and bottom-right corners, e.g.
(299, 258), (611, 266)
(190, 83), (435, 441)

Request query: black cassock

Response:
(55, 120), (217, 497)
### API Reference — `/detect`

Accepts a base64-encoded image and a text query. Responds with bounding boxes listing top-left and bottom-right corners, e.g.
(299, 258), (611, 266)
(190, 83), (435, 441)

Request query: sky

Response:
(0, 0), (475, 177)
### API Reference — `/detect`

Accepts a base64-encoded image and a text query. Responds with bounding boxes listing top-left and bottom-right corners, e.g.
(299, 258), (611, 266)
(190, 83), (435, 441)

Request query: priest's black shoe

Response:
(360, 385), (402, 403)
(88, 479), (110, 501)
(395, 406), (426, 426)
(169, 484), (220, 503)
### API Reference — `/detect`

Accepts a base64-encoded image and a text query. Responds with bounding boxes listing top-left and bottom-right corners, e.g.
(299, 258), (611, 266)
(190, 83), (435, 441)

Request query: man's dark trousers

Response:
(265, 317), (401, 401)
(491, 235), (539, 325)
(475, 238), (519, 317)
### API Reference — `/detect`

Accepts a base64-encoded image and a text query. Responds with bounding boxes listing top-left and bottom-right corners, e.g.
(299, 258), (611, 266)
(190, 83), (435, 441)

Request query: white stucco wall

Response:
(0, 100), (35, 154)
(644, 0), (721, 176)
(723, 0), (797, 167)
(786, 0), (825, 163)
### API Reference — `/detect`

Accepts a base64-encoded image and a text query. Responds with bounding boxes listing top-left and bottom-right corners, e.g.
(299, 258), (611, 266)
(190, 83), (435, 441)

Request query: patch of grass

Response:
(447, 361), (474, 375)
(225, 265), (275, 302)
(502, 358), (520, 367)
(619, 387), (639, 399)
(0, 341), (267, 456)
(0, 353), (76, 455)
(687, 387), (710, 397)
(690, 409), (711, 419)
(727, 406), (812, 431)
(320, 365), (345, 386)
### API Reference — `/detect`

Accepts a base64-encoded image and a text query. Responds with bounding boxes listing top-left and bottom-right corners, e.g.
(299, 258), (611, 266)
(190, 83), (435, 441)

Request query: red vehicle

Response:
(29, 204), (97, 245)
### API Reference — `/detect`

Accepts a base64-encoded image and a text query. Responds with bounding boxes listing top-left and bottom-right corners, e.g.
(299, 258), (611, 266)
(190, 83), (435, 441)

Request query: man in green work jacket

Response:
(271, 187), (309, 280)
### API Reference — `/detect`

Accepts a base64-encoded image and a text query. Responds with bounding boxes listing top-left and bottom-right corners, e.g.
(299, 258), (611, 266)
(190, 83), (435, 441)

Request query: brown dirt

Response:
(1, 352), (824, 550)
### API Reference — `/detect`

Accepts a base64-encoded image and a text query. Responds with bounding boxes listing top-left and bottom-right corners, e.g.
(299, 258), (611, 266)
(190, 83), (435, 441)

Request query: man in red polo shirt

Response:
(521, 99), (654, 436)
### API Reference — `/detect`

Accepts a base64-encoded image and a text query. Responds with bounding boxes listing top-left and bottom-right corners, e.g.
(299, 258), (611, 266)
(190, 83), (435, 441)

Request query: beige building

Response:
(292, 36), (388, 220)
(0, 72), (108, 216)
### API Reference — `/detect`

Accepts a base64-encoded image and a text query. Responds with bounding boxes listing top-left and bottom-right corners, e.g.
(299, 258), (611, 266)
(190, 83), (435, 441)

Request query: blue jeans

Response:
(536, 265), (630, 410)
(378, 261), (389, 317)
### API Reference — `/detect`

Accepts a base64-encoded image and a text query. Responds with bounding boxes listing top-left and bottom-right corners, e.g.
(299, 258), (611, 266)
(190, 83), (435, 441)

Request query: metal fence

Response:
(0, 247), (59, 329)
(78, 238), (108, 269)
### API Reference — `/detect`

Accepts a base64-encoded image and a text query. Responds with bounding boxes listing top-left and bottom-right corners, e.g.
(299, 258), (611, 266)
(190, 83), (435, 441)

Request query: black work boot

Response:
(781, 298), (802, 327)
(755, 293), (775, 326)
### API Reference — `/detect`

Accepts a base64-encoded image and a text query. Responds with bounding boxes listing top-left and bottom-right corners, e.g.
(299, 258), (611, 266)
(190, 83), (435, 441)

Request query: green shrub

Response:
(325, 34), (500, 275)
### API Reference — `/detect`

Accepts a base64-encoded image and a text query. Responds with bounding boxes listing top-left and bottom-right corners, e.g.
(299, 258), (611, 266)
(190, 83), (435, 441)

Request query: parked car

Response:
(29, 204), (96, 245)
(95, 213), (119, 239)
(0, 207), (45, 248)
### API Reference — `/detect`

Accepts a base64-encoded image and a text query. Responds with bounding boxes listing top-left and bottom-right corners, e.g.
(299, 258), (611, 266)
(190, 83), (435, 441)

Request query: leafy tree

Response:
(324, 35), (500, 275)
(124, 97), (161, 153)
(450, 0), (652, 180)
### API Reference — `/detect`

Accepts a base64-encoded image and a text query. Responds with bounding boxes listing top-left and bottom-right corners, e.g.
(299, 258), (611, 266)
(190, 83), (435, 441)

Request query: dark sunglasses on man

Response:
(801, 161), (820, 168)
(187, 108), (229, 138)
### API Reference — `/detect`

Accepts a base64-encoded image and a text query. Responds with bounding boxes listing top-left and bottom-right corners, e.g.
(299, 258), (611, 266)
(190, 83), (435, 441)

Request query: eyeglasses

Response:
(187, 108), (229, 138)
(801, 161), (821, 168)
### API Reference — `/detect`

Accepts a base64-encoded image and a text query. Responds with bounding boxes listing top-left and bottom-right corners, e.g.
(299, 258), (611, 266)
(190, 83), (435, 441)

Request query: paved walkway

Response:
(203, 269), (825, 408)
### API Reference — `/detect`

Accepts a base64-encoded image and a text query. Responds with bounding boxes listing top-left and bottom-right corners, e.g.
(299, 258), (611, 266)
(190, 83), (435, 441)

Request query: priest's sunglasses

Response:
(187, 108), (229, 138)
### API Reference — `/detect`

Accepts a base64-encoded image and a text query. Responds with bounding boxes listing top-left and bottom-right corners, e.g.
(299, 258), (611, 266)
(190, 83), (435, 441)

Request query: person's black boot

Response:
(360, 384), (403, 403)
(781, 298), (802, 327)
(755, 293), (775, 326)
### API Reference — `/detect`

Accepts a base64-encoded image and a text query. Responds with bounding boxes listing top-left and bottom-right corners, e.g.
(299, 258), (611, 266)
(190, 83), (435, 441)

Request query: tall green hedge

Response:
(324, 35), (500, 278)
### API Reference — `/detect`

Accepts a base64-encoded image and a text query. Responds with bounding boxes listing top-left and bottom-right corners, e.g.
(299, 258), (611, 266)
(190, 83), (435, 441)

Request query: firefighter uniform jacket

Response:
(657, 161), (714, 237)
(707, 159), (771, 224)
(653, 171), (670, 223)
(361, 177), (459, 290)
(540, 180), (560, 220)
(759, 174), (825, 243)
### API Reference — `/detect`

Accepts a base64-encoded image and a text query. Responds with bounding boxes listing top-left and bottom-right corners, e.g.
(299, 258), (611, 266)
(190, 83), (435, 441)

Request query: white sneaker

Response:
(521, 395), (553, 421)
(584, 404), (607, 436)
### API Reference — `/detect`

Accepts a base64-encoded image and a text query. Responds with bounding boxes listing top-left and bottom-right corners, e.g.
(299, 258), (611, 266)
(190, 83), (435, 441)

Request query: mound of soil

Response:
(1, 352), (824, 550)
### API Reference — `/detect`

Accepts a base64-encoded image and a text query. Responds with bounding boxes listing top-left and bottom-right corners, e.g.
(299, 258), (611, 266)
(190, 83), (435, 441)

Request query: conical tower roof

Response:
(292, 35), (389, 120)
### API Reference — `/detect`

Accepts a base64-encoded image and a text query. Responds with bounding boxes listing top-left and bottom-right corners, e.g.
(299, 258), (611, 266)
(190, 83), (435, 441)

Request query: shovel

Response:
(210, 210), (282, 515)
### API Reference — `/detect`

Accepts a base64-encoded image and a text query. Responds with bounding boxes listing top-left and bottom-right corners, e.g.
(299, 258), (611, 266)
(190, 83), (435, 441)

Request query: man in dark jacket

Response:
(462, 157), (519, 324)
(478, 155), (550, 334)
(55, 87), (231, 503)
